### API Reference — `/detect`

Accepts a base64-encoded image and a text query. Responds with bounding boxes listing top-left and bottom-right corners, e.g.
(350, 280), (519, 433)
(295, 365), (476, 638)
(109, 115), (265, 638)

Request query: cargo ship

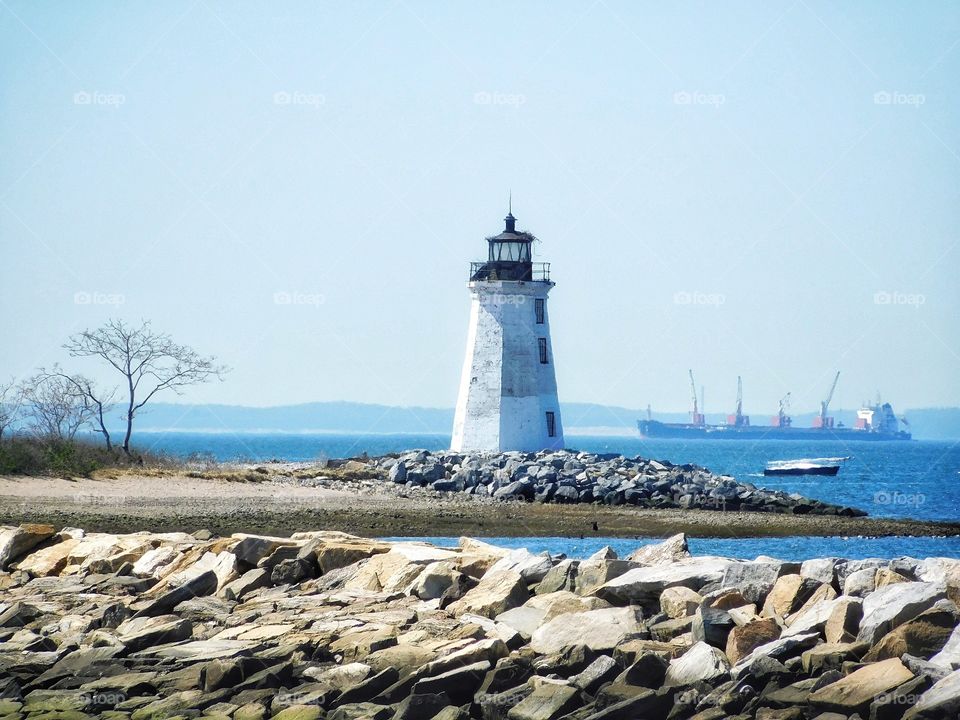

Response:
(636, 371), (912, 441)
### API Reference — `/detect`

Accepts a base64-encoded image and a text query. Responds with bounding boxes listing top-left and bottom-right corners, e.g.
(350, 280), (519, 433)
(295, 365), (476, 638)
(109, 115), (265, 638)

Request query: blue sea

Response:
(132, 431), (960, 559)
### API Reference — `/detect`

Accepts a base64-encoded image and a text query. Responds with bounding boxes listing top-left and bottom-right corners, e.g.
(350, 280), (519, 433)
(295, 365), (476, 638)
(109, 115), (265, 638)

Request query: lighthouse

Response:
(451, 207), (564, 452)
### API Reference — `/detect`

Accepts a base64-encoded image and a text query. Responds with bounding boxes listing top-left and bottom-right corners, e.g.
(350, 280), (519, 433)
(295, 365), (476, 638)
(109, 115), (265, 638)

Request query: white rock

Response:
(132, 547), (180, 578)
(495, 606), (547, 638)
(930, 625), (960, 671)
(664, 641), (730, 687)
(487, 548), (555, 583)
(627, 533), (690, 566)
(595, 557), (732, 605)
(783, 596), (849, 637)
(843, 567), (877, 597)
(530, 606), (643, 655)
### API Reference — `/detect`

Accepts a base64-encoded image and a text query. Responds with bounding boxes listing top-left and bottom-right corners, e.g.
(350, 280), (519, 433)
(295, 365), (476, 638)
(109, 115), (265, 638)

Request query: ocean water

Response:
(134, 431), (960, 523)
(382, 535), (960, 561)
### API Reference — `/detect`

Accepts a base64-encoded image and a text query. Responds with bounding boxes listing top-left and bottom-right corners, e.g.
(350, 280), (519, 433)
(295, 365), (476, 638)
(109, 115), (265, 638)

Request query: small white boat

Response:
(764, 456), (850, 477)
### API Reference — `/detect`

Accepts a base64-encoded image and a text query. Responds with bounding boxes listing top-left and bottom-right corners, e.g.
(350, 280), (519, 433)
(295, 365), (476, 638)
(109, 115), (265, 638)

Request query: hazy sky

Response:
(2, 1), (958, 416)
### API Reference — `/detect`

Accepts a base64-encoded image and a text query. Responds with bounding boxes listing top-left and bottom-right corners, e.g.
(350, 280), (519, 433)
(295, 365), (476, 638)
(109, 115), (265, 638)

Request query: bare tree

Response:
(64, 319), (226, 454)
(0, 379), (23, 440)
(21, 374), (94, 440)
(37, 366), (117, 450)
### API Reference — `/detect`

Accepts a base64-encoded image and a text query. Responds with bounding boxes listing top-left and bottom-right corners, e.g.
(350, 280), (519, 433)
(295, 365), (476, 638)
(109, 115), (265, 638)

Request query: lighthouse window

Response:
(535, 299), (544, 324)
(538, 338), (548, 364)
(546, 411), (556, 437)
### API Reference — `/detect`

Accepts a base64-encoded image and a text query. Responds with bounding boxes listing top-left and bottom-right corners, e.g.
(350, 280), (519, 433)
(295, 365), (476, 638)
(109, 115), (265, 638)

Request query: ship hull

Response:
(636, 420), (911, 441)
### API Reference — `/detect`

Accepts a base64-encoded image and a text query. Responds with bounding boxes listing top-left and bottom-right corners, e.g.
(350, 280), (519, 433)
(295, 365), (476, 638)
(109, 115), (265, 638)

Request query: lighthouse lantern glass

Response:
(490, 240), (530, 263)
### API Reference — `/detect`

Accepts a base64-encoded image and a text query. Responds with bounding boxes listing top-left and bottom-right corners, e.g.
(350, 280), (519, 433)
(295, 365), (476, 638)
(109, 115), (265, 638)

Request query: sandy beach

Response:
(2, 471), (958, 539)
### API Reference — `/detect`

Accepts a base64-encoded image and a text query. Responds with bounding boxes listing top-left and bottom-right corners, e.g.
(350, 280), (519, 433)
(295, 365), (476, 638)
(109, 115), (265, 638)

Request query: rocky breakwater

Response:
(362, 450), (864, 516)
(3, 526), (960, 720)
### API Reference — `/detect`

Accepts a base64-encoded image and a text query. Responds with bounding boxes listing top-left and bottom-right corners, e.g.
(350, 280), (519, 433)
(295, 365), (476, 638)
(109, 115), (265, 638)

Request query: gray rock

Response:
(857, 581), (947, 645)
(721, 561), (782, 605)
(904, 668), (960, 719)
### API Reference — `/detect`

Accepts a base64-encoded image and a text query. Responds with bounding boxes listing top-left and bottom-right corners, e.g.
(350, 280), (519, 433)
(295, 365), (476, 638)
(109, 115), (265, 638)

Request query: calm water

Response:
(382, 535), (960, 561)
(134, 431), (960, 523)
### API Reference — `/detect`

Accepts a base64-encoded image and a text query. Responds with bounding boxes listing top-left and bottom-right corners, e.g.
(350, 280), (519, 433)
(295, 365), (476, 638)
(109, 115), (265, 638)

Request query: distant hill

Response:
(116, 401), (960, 440)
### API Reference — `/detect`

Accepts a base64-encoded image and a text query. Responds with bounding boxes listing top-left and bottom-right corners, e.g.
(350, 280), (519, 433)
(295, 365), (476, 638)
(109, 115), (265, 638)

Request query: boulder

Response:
(15, 536), (81, 576)
(411, 561), (462, 600)
(536, 559), (578, 595)
(843, 567), (877, 597)
(721, 561), (782, 605)
(664, 641), (731, 687)
(761, 575), (821, 618)
(808, 657), (914, 715)
(132, 546), (181, 577)
(313, 540), (390, 573)
(783, 596), (850, 637)
(133, 569), (218, 617)
(863, 606), (958, 662)
(530, 607), (644, 655)
(626, 533), (690, 565)
(222, 568), (270, 601)
(660, 586), (703, 619)
(731, 632), (821, 677)
(857, 581), (947, 645)
(447, 570), (529, 619)
(570, 655), (619, 694)
(411, 660), (490, 705)
(117, 615), (193, 653)
(904, 668), (960, 719)
(487, 549), (555, 583)
(506, 683), (579, 720)
(574, 559), (634, 596)
(595, 557), (730, 605)
(800, 557), (839, 586)
(725, 618), (781, 664)
(0, 524), (56, 569)
(824, 596), (863, 644)
(800, 641), (868, 674)
(524, 590), (610, 622)
(930, 625), (960, 670)
(692, 605), (735, 649)
(495, 606), (546, 638)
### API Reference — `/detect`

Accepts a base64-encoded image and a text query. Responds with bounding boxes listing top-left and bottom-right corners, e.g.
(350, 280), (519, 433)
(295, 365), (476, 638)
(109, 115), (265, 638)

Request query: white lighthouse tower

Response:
(451, 207), (564, 452)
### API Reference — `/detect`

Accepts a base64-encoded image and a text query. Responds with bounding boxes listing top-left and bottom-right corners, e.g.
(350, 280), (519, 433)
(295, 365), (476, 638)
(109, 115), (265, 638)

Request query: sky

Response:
(1, 1), (958, 417)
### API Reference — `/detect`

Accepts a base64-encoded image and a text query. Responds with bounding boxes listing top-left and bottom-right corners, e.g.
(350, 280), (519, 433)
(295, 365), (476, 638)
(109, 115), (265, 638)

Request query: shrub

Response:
(0, 435), (174, 478)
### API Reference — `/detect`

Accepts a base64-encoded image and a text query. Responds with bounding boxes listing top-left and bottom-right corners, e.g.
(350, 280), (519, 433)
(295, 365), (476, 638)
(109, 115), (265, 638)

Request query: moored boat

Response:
(763, 456), (850, 476)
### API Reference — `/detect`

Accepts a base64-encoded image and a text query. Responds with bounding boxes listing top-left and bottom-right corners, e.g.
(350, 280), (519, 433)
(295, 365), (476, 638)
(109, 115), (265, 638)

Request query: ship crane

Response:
(727, 376), (750, 427)
(815, 371), (841, 429)
(688, 369), (704, 426)
(774, 392), (792, 428)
